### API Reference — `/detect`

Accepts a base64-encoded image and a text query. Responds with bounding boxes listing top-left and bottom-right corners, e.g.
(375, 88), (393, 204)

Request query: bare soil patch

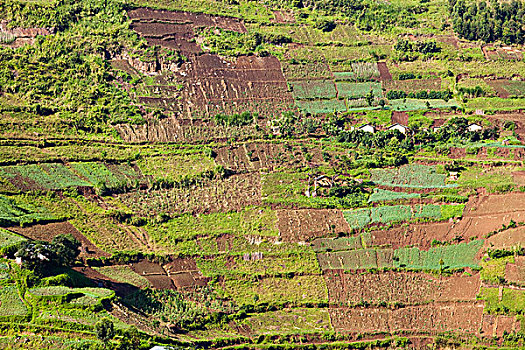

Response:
(9, 221), (108, 258)
(329, 302), (484, 334)
(371, 194), (525, 250)
(128, 8), (246, 33)
(130, 259), (175, 290)
(324, 271), (480, 305)
(377, 62), (392, 81)
(277, 209), (351, 242)
(505, 256), (525, 285)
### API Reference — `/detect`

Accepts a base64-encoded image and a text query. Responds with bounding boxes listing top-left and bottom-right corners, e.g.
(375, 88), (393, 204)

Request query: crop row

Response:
(370, 164), (454, 189)
(317, 240), (484, 270)
(342, 204), (464, 229)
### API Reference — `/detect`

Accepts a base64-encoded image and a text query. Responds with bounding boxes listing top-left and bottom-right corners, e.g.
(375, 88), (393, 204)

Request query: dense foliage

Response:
(449, 0), (525, 44)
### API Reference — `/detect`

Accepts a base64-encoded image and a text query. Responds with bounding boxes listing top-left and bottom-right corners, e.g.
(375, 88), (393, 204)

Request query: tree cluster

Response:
(386, 90), (452, 100)
(449, 0), (525, 44)
(8, 234), (80, 274)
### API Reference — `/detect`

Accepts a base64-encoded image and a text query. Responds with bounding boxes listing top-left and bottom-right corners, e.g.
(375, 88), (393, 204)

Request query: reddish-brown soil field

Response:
(329, 302), (484, 334)
(123, 10), (296, 125)
(324, 271), (481, 305)
(505, 256), (525, 285)
(9, 221), (108, 258)
(128, 8), (246, 33)
(391, 111), (408, 126)
(486, 79), (512, 98)
(277, 209), (351, 242)
(482, 315), (523, 337)
(371, 193), (525, 250)
(163, 258), (209, 289)
(130, 259), (176, 290)
(377, 62), (392, 81)
(485, 226), (525, 250)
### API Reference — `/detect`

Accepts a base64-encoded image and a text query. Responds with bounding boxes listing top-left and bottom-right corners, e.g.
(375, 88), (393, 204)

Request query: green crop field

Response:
(336, 82), (382, 99)
(0, 0), (524, 347)
(370, 164), (454, 188)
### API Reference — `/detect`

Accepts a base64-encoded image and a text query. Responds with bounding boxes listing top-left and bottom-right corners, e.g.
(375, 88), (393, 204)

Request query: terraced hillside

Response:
(0, 0), (524, 349)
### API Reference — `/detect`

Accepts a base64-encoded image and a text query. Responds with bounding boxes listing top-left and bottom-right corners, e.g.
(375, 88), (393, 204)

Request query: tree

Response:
(116, 326), (142, 350)
(96, 318), (115, 346)
(52, 234), (81, 266)
(365, 89), (374, 106)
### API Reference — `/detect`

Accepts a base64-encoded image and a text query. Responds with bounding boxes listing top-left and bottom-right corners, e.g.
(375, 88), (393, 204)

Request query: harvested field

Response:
(126, 10), (295, 119)
(329, 302), (484, 334)
(324, 271), (481, 305)
(9, 221), (107, 258)
(282, 61), (333, 80)
(383, 78), (442, 92)
(213, 142), (324, 172)
(391, 111), (408, 126)
(119, 173), (261, 216)
(371, 203), (525, 250)
(114, 118), (263, 143)
(276, 209), (351, 242)
(485, 226), (525, 250)
(481, 314), (522, 337)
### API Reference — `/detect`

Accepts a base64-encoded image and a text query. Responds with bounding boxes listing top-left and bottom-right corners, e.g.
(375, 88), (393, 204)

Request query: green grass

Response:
(197, 251), (321, 278)
(480, 256), (514, 284)
(465, 97), (525, 111)
(94, 265), (151, 289)
(136, 153), (216, 183)
(457, 167), (516, 192)
(0, 285), (28, 317)
(336, 82), (382, 99)
(479, 287), (525, 315)
(240, 308), (333, 334)
(0, 195), (57, 226)
(219, 275), (328, 306)
(0, 228), (26, 248)
(146, 207), (278, 251)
